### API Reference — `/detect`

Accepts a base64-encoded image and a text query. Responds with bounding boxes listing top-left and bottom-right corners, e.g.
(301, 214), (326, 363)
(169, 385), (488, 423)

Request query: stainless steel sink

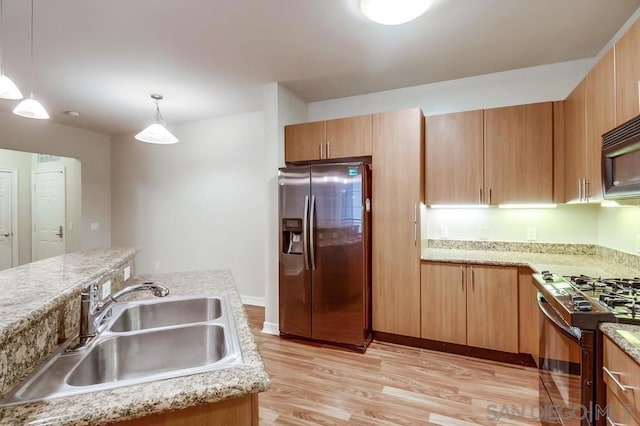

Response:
(0, 295), (243, 407)
(108, 297), (222, 332)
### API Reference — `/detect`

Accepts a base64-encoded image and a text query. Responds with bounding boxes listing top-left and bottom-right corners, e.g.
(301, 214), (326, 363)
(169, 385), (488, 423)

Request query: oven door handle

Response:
(538, 294), (582, 342)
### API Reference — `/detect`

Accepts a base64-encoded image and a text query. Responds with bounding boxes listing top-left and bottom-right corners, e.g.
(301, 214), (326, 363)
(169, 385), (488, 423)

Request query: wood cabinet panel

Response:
(466, 265), (518, 353)
(326, 115), (372, 159)
(604, 336), (640, 421)
(585, 48), (615, 202)
(606, 385), (640, 426)
(372, 109), (423, 338)
(420, 263), (467, 345)
(518, 269), (539, 360)
(564, 79), (587, 202)
(553, 102), (565, 203)
(425, 111), (484, 205)
(284, 121), (325, 162)
(484, 102), (553, 204)
(114, 394), (258, 426)
(615, 18), (640, 126)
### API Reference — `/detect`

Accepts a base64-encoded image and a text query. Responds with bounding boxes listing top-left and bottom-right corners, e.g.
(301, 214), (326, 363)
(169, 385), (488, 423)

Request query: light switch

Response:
(90, 222), (99, 231)
(124, 266), (131, 281)
(101, 280), (111, 299)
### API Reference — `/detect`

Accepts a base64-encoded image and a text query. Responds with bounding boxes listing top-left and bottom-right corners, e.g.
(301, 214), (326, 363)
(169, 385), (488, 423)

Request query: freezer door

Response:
(278, 166), (312, 338)
(310, 163), (369, 345)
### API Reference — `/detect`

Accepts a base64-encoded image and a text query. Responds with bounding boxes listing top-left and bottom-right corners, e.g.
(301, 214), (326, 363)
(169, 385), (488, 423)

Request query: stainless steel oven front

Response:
(538, 294), (601, 426)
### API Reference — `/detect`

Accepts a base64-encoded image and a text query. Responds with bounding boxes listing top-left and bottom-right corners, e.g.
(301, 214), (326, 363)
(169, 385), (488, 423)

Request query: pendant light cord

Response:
(29, 0), (34, 97)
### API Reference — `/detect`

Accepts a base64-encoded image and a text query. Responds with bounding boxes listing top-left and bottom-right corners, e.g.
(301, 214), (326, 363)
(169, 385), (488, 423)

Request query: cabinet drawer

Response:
(604, 336), (640, 418)
(606, 386), (639, 426)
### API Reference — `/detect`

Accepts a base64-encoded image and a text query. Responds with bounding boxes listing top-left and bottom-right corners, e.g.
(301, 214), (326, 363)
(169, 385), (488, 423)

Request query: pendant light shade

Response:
(0, 74), (22, 99)
(360, 0), (433, 25)
(135, 94), (178, 144)
(13, 95), (49, 119)
(12, 0), (48, 120)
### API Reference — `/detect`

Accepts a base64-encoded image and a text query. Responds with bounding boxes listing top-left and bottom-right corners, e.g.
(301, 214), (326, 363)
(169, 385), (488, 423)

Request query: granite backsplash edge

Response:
(425, 239), (639, 271)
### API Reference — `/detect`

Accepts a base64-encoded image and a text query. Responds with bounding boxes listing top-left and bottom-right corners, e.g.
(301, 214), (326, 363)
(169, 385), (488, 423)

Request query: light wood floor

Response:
(244, 305), (542, 425)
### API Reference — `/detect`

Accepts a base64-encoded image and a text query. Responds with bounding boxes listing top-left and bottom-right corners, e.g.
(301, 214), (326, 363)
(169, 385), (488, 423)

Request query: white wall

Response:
(262, 83), (308, 334)
(111, 111), (267, 300)
(598, 207), (640, 254)
(307, 59), (594, 121)
(0, 112), (111, 250)
(424, 204), (600, 244)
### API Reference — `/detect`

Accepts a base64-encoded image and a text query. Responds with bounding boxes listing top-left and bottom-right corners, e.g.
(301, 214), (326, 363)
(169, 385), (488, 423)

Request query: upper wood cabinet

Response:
(372, 108), (423, 338)
(425, 110), (484, 205)
(615, 18), (640, 126)
(425, 102), (554, 205)
(284, 115), (372, 163)
(484, 102), (553, 204)
(564, 49), (614, 203)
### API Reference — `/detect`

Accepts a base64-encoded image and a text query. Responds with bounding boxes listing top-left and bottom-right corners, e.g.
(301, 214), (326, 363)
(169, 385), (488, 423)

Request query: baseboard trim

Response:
(261, 321), (279, 336)
(240, 295), (265, 307)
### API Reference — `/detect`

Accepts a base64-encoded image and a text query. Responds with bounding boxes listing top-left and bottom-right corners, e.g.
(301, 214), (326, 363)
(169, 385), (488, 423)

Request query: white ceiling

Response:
(0, 0), (638, 135)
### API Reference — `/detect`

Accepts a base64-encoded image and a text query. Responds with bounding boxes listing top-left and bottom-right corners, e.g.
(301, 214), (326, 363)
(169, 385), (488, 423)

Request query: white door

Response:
(32, 168), (66, 261)
(0, 170), (15, 270)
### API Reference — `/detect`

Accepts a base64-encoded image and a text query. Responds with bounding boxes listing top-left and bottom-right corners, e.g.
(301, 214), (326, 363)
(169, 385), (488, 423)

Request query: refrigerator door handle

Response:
(302, 195), (310, 270)
(309, 195), (317, 270)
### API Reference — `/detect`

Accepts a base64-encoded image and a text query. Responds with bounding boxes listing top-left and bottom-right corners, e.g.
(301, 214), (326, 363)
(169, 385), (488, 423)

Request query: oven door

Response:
(538, 294), (593, 426)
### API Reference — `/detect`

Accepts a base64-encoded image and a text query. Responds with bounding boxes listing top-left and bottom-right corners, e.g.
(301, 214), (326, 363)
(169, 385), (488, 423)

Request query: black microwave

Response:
(602, 115), (640, 201)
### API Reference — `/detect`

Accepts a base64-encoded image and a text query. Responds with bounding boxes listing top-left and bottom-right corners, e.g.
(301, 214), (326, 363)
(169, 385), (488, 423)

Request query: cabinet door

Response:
(585, 48), (615, 202)
(425, 111), (484, 205)
(284, 121), (325, 162)
(326, 115), (372, 159)
(484, 102), (553, 204)
(564, 80), (587, 202)
(517, 269), (539, 360)
(615, 18), (640, 126)
(420, 263), (467, 345)
(372, 109), (423, 337)
(466, 265), (518, 353)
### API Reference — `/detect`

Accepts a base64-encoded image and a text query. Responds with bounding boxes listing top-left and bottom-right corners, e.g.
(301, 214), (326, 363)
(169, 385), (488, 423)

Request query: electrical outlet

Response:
(527, 227), (537, 241)
(101, 280), (111, 299)
(636, 235), (640, 254)
(440, 225), (449, 239)
(155, 261), (160, 271)
(479, 227), (488, 240)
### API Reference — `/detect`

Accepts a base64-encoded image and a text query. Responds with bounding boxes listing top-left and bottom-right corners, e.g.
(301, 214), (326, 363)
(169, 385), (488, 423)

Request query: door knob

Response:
(2, 233), (9, 237)
(55, 226), (64, 238)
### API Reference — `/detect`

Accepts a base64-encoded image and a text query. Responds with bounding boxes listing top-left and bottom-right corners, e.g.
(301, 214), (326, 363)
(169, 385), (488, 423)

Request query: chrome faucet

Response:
(75, 281), (170, 347)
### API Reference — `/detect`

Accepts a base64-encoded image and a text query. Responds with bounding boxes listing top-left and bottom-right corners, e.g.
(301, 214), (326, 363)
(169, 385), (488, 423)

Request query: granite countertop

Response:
(0, 270), (270, 425)
(0, 248), (138, 344)
(422, 247), (640, 278)
(600, 323), (640, 365)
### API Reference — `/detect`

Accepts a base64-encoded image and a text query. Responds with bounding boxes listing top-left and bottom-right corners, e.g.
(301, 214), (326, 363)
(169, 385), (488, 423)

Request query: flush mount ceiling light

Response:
(0, 0), (22, 99)
(12, 0), (48, 119)
(134, 94), (178, 144)
(360, 0), (434, 25)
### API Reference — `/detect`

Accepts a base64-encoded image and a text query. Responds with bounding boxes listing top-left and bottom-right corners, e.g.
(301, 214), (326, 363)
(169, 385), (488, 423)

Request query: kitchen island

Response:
(0, 268), (270, 425)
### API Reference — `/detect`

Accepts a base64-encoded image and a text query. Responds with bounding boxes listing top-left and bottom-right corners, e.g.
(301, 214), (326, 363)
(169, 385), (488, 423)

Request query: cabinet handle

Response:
(319, 143), (323, 158)
(461, 266), (465, 291)
(413, 222), (417, 246)
(488, 189), (492, 205)
(578, 179), (582, 201)
(603, 366), (635, 392)
(585, 180), (590, 201)
(470, 266), (474, 291)
(479, 188), (482, 204)
(606, 416), (625, 426)
(327, 142), (330, 158)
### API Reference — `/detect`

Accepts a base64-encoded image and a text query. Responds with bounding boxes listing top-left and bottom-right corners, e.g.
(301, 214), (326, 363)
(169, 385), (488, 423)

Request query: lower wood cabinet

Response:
(114, 394), (259, 426)
(603, 335), (640, 425)
(421, 262), (518, 353)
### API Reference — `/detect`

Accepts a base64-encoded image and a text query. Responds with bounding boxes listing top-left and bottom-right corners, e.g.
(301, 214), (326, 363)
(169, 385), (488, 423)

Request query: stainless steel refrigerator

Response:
(278, 162), (372, 350)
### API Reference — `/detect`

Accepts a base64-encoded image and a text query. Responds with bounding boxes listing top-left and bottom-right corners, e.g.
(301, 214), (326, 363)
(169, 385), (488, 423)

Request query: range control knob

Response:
(574, 300), (592, 312)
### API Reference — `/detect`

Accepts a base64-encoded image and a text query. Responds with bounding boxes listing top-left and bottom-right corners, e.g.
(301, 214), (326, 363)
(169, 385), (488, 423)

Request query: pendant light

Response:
(360, 0), (434, 25)
(0, 0), (22, 99)
(12, 0), (48, 119)
(135, 94), (178, 144)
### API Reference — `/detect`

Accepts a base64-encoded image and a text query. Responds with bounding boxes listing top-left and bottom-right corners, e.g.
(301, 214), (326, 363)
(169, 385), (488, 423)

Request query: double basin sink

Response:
(0, 295), (243, 406)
